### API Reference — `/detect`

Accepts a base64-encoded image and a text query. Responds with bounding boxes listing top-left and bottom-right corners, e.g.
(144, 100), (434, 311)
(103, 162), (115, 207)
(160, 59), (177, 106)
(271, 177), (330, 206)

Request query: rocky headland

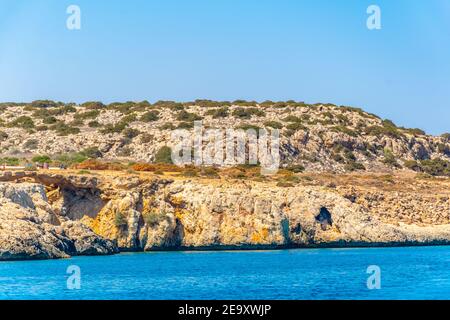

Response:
(0, 170), (448, 260)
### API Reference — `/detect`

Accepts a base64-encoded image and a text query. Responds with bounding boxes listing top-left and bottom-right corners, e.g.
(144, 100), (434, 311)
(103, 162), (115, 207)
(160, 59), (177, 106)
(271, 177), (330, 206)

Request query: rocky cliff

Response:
(1, 170), (448, 260)
(0, 181), (117, 260)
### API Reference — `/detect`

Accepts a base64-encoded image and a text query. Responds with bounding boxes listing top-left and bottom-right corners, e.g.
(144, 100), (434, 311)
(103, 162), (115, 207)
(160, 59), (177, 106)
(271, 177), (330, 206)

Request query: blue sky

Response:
(0, 0), (449, 134)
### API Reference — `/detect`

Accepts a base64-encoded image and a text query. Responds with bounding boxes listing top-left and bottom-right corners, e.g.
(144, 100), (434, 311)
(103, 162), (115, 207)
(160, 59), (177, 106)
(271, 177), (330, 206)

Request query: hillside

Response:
(0, 100), (449, 175)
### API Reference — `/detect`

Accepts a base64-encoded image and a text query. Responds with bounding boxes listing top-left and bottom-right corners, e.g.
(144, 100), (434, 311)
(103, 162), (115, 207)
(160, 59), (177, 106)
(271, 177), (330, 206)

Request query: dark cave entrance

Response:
(315, 207), (333, 231)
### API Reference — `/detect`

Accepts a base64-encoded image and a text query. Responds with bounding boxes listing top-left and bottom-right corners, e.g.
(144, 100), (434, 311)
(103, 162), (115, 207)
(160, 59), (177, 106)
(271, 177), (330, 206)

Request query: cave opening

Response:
(315, 207), (333, 231)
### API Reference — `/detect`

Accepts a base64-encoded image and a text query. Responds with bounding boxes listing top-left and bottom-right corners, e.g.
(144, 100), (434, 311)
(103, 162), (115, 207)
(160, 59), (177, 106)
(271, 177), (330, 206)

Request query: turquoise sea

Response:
(1, 246), (449, 300)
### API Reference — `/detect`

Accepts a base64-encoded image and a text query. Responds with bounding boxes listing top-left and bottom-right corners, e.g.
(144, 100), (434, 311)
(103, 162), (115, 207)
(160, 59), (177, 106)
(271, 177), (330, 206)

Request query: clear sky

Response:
(0, 0), (449, 134)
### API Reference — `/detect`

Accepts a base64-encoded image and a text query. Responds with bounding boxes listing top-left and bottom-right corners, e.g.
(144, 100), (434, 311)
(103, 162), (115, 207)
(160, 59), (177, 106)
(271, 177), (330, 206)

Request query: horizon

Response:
(1, 0), (449, 135)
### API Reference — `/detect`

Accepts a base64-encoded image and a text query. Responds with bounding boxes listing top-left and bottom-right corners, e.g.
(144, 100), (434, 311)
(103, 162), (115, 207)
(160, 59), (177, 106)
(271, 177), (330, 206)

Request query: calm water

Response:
(1, 246), (449, 300)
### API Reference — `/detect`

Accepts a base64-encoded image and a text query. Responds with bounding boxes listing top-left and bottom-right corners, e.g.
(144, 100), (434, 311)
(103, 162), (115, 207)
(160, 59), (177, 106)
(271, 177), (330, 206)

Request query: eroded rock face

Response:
(85, 178), (450, 250)
(0, 182), (117, 261)
(1, 173), (449, 260)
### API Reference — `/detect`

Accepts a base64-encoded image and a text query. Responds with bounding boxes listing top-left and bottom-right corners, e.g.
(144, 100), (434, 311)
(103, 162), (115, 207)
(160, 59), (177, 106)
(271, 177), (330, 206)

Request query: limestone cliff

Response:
(0, 182), (117, 260)
(0, 171), (449, 260)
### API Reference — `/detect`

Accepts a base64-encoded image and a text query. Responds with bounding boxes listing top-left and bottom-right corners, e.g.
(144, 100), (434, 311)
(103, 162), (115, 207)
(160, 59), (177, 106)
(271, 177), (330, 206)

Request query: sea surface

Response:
(1, 246), (449, 300)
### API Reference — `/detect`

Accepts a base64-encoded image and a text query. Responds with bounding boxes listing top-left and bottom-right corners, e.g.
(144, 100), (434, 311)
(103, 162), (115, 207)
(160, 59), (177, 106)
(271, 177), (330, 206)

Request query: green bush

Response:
(100, 122), (128, 134)
(81, 101), (105, 110)
(177, 122), (194, 129)
(88, 121), (101, 128)
(155, 146), (173, 164)
(32, 155), (51, 164)
(232, 107), (265, 119)
(176, 110), (202, 122)
(70, 119), (84, 127)
(441, 133), (450, 141)
(0, 131), (8, 141)
(9, 116), (35, 129)
(49, 122), (80, 136)
(382, 148), (400, 167)
(123, 128), (141, 139)
(143, 211), (163, 226)
(140, 111), (159, 122)
(80, 147), (102, 159)
(121, 113), (137, 124)
(205, 107), (229, 119)
(414, 158), (450, 176)
(331, 126), (358, 137)
(114, 211), (127, 228)
(0, 157), (19, 166)
(159, 123), (176, 130)
(140, 133), (153, 143)
(236, 124), (261, 132)
(282, 115), (302, 122)
(344, 161), (365, 171)
(404, 160), (421, 171)
(36, 125), (49, 131)
(30, 100), (60, 108)
(365, 125), (405, 139)
(286, 122), (307, 131)
(402, 127), (426, 136)
(23, 139), (39, 150)
(286, 164), (305, 173)
(54, 152), (88, 166)
(264, 121), (283, 129)
(43, 116), (58, 124)
(74, 110), (100, 120)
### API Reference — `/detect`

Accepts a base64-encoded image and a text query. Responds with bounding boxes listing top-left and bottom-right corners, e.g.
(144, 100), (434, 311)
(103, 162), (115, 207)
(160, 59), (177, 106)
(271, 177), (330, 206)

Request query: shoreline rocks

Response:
(0, 172), (449, 261)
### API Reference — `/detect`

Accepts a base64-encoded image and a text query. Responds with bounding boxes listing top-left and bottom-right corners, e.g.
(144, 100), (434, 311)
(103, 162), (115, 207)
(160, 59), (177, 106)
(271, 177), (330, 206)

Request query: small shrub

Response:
(0, 157), (19, 166)
(264, 121), (283, 129)
(232, 107), (265, 119)
(143, 211), (163, 226)
(49, 122), (80, 136)
(30, 100), (60, 108)
(140, 133), (153, 143)
(206, 107), (229, 119)
(331, 126), (358, 137)
(344, 161), (365, 171)
(176, 110), (202, 122)
(100, 122), (128, 134)
(285, 164), (305, 173)
(88, 121), (101, 128)
(114, 212), (127, 228)
(236, 124), (261, 132)
(286, 122), (307, 131)
(122, 128), (141, 139)
(159, 123), (176, 130)
(155, 146), (173, 164)
(9, 116), (34, 129)
(177, 122), (194, 129)
(43, 116), (58, 124)
(282, 115), (302, 122)
(74, 110), (100, 120)
(80, 147), (102, 159)
(382, 148), (400, 167)
(81, 101), (105, 110)
(0, 131), (8, 141)
(23, 139), (39, 150)
(32, 155), (51, 164)
(140, 111), (160, 122)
